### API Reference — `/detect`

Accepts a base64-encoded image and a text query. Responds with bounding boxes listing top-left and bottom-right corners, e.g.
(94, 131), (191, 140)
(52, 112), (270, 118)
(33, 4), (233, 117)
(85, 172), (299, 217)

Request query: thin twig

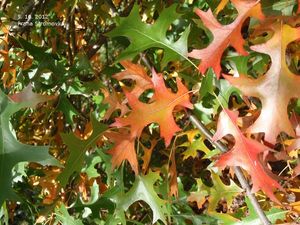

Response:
(189, 114), (272, 225)
(70, 12), (77, 56)
(66, 8), (73, 65)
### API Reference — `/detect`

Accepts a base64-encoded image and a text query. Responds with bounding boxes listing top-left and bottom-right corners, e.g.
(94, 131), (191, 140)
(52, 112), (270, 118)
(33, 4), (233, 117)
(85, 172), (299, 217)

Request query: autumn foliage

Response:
(0, 0), (300, 224)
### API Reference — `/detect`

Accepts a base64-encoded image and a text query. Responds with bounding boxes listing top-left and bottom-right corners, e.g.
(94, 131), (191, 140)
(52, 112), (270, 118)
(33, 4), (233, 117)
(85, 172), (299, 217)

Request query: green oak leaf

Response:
(107, 4), (192, 67)
(0, 89), (59, 206)
(58, 115), (107, 186)
(181, 137), (210, 160)
(82, 148), (112, 181)
(73, 181), (115, 219)
(188, 172), (242, 212)
(199, 69), (214, 99)
(180, 130), (218, 160)
(83, 155), (102, 179)
(17, 37), (67, 82)
(226, 198), (287, 225)
(55, 204), (83, 225)
(120, 171), (168, 224)
(106, 171), (168, 224)
(208, 173), (242, 212)
(57, 92), (79, 124)
(213, 78), (241, 111)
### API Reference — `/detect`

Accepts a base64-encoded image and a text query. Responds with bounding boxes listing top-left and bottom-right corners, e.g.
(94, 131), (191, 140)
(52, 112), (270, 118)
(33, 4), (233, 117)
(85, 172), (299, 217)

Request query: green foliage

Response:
(0, 0), (299, 224)
(107, 4), (192, 67)
(0, 90), (59, 205)
(118, 171), (168, 224)
(228, 199), (287, 225)
(58, 115), (107, 186)
(55, 204), (84, 225)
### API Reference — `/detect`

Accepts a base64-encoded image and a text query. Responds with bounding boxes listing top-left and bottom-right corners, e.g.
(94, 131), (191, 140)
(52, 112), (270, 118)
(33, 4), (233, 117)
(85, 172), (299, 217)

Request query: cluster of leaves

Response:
(0, 0), (300, 224)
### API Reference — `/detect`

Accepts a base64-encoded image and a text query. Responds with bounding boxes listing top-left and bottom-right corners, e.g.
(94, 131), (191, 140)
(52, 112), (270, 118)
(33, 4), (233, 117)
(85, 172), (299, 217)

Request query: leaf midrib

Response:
(127, 28), (198, 69)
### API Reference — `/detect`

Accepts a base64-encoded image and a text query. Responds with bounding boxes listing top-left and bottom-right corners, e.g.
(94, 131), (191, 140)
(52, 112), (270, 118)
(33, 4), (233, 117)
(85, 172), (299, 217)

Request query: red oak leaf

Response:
(105, 129), (138, 174)
(113, 60), (153, 97)
(224, 24), (300, 144)
(188, 0), (264, 77)
(112, 70), (193, 146)
(213, 109), (282, 203)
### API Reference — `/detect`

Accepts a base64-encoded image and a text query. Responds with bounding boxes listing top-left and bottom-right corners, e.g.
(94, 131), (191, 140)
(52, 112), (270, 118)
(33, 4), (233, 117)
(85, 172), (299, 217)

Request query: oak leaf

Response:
(141, 139), (157, 173)
(187, 178), (208, 209)
(116, 171), (168, 224)
(107, 4), (190, 67)
(58, 115), (107, 186)
(9, 85), (56, 107)
(102, 89), (129, 120)
(105, 129), (138, 174)
(188, 172), (242, 211)
(0, 89), (59, 205)
(224, 24), (300, 144)
(112, 70), (193, 146)
(113, 61), (153, 97)
(180, 130), (210, 160)
(213, 109), (282, 203)
(188, 0), (264, 77)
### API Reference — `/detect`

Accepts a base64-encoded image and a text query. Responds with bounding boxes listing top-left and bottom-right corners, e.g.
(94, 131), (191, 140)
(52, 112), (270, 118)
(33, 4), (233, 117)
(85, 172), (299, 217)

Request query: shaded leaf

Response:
(58, 115), (107, 186)
(0, 90), (59, 205)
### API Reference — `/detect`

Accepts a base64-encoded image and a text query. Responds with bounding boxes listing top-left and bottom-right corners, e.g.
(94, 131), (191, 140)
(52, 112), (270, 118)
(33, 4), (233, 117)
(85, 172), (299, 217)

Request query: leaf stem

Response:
(188, 113), (272, 225)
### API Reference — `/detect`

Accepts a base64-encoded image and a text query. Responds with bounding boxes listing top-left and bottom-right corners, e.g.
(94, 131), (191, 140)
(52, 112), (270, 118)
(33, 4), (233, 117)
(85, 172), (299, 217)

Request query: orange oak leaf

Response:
(213, 109), (282, 203)
(188, 0), (264, 77)
(141, 139), (157, 173)
(298, 0), (300, 14)
(112, 70), (193, 146)
(105, 129), (138, 174)
(224, 24), (300, 144)
(102, 89), (129, 120)
(113, 60), (153, 97)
